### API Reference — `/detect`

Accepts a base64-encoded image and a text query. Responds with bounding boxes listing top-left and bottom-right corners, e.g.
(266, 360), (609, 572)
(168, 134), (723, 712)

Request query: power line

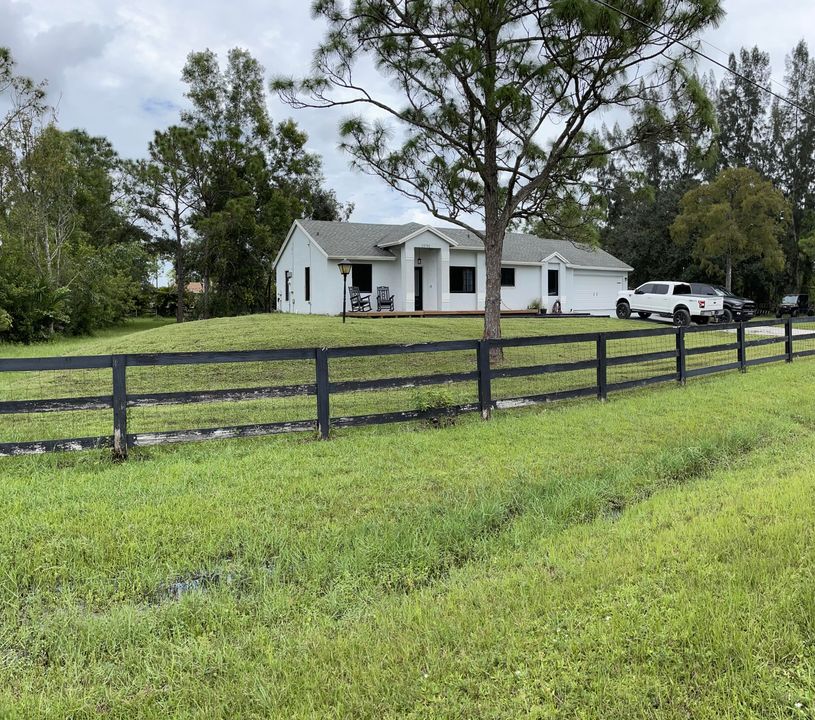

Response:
(697, 36), (790, 95)
(589, 0), (815, 121)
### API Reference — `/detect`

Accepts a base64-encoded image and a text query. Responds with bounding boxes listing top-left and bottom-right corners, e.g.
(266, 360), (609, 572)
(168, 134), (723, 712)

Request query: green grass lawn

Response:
(1, 339), (815, 718)
(0, 316), (175, 359)
(0, 313), (639, 358)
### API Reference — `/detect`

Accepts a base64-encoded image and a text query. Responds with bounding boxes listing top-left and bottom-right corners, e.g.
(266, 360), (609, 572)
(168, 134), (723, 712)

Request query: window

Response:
(352, 264), (372, 293)
(304, 267), (311, 302)
(284, 270), (291, 301)
(651, 284), (669, 294)
(548, 268), (559, 296)
(673, 283), (692, 295)
(450, 266), (476, 293)
(690, 283), (715, 296)
(635, 283), (652, 295)
(500, 267), (515, 287)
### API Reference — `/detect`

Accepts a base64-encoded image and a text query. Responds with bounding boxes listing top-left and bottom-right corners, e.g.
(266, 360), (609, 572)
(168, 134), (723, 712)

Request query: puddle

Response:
(605, 497), (626, 522)
(161, 571), (235, 601)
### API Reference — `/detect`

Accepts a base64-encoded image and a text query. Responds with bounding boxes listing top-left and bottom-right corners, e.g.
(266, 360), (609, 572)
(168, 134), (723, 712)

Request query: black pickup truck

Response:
(689, 283), (756, 323)
(776, 294), (812, 317)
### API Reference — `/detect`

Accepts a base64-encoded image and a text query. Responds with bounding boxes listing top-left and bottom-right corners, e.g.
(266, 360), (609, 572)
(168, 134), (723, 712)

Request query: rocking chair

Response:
(349, 286), (372, 312)
(376, 286), (395, 311)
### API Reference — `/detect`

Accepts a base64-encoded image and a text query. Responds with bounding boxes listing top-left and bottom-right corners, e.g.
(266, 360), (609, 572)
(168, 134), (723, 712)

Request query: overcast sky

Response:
(1, 0), (814, 227)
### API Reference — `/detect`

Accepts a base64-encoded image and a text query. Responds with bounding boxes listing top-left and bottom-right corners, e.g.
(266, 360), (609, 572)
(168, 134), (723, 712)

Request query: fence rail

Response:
(1, 317), (812, 459)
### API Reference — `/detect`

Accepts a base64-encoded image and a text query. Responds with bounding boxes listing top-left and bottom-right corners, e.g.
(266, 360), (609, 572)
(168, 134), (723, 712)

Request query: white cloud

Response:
(1, 0), (813, 228)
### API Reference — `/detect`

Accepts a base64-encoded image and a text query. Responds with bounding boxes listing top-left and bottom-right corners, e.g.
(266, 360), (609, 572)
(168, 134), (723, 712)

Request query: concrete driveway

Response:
(735, 323), (813, 337)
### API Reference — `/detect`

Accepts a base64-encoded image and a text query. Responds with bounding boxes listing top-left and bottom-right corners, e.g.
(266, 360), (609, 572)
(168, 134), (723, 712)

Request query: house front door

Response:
(414, 267), (423, 311)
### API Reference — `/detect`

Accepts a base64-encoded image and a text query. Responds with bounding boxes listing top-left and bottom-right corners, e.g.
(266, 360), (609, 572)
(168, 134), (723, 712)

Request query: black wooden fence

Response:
(2, 317), (814, 459)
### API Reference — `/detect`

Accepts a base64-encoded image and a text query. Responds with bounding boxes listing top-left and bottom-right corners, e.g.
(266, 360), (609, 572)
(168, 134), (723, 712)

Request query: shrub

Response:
(412, 387), (457, 428)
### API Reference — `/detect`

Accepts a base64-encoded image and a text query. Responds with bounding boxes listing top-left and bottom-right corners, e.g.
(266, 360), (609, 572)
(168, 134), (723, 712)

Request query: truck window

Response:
(651, 284), (669, 294)
(673, 284), (692, 295)
(635, 283), (653, 294)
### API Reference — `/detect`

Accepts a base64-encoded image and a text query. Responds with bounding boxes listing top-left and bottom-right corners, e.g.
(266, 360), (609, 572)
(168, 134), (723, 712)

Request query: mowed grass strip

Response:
(1, 360), (814, 717)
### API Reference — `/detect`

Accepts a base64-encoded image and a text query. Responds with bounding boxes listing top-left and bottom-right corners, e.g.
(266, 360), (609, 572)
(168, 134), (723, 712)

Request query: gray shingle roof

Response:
(298, 219), (632, 271)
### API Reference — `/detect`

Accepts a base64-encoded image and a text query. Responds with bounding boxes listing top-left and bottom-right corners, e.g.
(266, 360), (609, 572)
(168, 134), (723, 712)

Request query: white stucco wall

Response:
(275, 224), (328, 314)
(448, 249), (480, 310)
(498, 264), (540, 311)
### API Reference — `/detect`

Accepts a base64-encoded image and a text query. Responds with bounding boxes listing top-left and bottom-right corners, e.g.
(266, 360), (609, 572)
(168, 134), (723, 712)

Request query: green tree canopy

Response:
(177, 48), (349, 316)
(1, 48), (154, 342)
(130, 125), (198, 322)
(670, 167), (788, 291)
(275, 0), (723, 345)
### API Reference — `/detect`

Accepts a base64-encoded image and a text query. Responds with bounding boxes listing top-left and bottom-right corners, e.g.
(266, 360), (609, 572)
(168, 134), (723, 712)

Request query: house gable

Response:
(377, 225), (459, 249)
(273, 220), (328, 270)
(541, 251), (570, 266)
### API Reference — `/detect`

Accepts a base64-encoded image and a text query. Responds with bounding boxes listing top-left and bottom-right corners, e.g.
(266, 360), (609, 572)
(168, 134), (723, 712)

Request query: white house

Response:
(273, 220), (632, 315)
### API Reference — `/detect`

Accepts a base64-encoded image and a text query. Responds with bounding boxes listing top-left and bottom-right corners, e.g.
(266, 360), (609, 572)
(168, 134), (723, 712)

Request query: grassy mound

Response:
(0, 313), (646, 358)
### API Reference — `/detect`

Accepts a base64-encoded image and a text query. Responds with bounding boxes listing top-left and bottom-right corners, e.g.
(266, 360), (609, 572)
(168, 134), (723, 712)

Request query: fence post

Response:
(737, 322), (747, 373)
(596, 333), (607, 401)
(476, 340), (492, 419)
(786, 317), (794, 363)
(112, 354), (128, 459)
(315, 348), (330, 440)
(675, 327), (687, 385)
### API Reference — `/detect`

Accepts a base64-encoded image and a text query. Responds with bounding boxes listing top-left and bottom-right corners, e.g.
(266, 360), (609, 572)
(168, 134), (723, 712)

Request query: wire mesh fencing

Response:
(792, 317), (815, 357)
(683, 324), (740, 376)
(327, 345), (479, 421)
(490, 336), (598, 407)
(0, 367), (112, 443)
(743, 319), (789, 366)
(605, 330), (676, 389)
(126, 357), (317, 438)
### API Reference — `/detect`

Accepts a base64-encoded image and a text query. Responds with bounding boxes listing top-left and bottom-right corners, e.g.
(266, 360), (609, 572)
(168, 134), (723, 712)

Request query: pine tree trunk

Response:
(482, 182), (506, 364)
(202, 270), (210, 319)
(174, 210), (185, 324)
(480, 19), (503, 365)
(725, 254), (732, 292)
(265, 271), (273, 313)
(483, 227), (504, 364)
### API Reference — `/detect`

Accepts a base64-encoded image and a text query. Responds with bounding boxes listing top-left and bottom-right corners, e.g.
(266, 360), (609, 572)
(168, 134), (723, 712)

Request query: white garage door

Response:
(571, 271), (626, 313)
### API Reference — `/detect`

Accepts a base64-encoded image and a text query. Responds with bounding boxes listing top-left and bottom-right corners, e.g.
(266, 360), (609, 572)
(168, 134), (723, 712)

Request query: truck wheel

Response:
(637, 312), (651, 319)
(792, 309), (799, 318)
(616, 302), (631, 320)
(776, 311), (783, 318)
(720, 308), (733, 324)
(673, 308), (691, 327)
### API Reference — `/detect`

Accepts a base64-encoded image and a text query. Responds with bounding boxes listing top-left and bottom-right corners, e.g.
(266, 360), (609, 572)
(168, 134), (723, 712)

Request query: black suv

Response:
(689, 283), (755, 323)
(776, 293), (812, 317)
